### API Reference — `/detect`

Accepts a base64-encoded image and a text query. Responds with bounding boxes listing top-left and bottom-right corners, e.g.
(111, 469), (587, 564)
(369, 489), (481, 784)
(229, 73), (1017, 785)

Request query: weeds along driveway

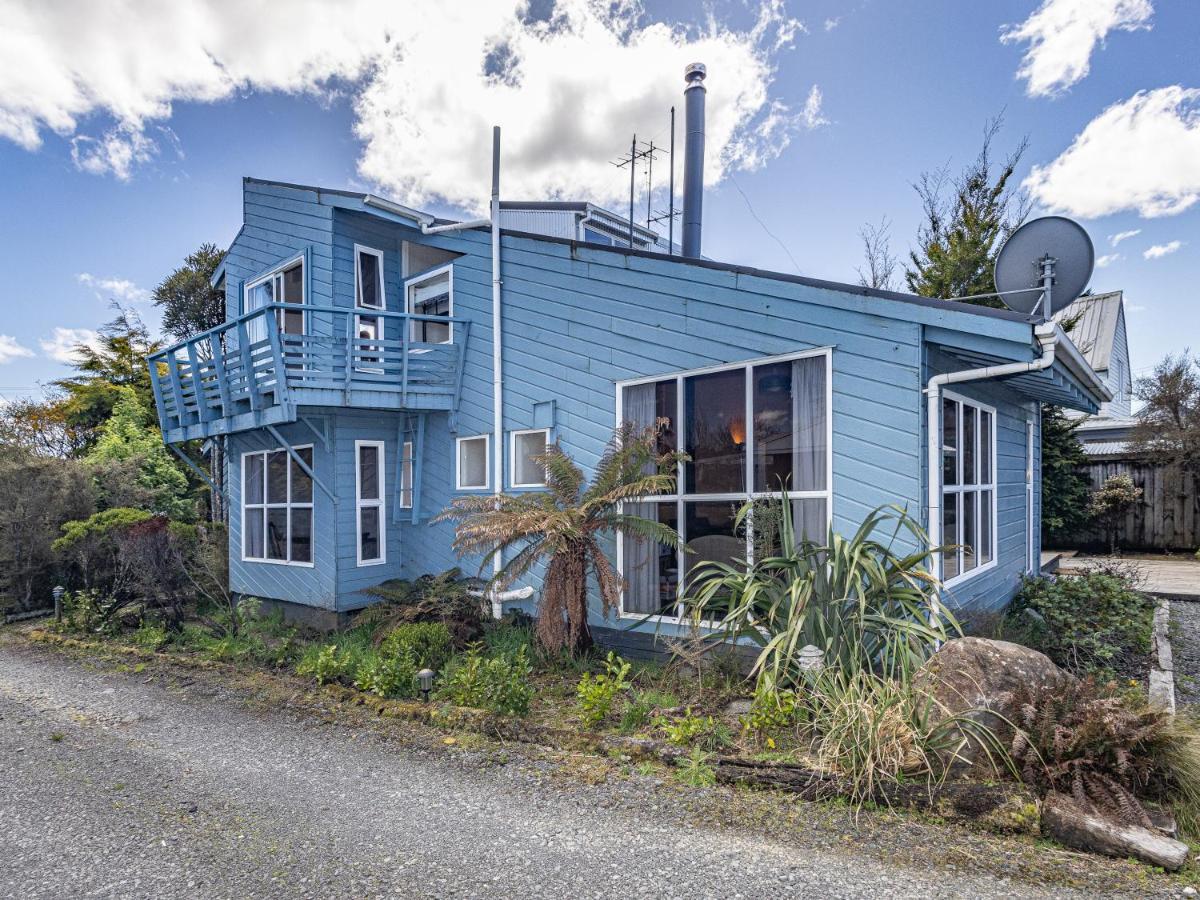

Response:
(0, 636), (1179, 900)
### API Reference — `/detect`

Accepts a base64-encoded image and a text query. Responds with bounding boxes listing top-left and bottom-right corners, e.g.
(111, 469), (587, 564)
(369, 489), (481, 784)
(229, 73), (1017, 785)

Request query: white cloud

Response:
(823, 18), (840, 32)
(800, 85), (828, 129)
(0, 335), (35, 364)
(1023, 86), (1200, 219)
(1109, 228), (1140, 246)
(1127, 303), (1146, 313)
(1143, 240), (1182, 259)
(1000, 0), (1153, 98)
(39, 327), (102, 364)
(1095, 253), (1120, 267)
(76, 272), (150, 303)
(0, 0), (806, 210)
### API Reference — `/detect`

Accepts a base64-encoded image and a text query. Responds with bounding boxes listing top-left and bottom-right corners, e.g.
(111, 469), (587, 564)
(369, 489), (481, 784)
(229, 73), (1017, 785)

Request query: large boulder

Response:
(914, 637), (1068, 764)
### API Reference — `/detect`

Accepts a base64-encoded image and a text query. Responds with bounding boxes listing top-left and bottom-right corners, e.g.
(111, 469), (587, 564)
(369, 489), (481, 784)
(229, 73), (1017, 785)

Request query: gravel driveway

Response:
(0, 637), (1177, 899)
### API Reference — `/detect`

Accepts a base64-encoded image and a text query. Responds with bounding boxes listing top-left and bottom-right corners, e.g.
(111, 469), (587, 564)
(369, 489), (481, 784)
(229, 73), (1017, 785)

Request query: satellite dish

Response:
(994, 215), (1094, 319)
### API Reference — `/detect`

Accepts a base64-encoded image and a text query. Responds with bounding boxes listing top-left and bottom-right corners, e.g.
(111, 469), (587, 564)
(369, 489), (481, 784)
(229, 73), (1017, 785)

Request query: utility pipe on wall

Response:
(925, 321), (1058, 605)
(490, 127), (504, 612)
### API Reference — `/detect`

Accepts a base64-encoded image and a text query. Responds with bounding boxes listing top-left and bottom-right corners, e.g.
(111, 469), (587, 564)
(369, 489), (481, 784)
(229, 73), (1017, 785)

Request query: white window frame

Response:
(613, 347), (834, 625)
(455, 434), (490, 491)
(355, 440), (387, 566)
(240, 444), (315, 567)
(405, 263), (454, 344)
(400, 439), (414, 510)
(1026, 418), (1036, 576)
(243, 253), (306, 334)
(353, 245), (386, 374)
(510, 428), (550, 488)
(940, 391), (998, 589)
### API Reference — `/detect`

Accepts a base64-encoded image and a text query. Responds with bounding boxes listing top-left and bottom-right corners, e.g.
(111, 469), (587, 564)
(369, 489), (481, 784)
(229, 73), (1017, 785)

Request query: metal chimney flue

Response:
(681, 62), (706, 258)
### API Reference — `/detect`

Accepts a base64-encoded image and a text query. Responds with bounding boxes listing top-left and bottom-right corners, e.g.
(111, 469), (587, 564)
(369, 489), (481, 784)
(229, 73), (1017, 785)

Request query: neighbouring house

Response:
(149, 68), (1111, 641)
(1052, 290), (1136, 457)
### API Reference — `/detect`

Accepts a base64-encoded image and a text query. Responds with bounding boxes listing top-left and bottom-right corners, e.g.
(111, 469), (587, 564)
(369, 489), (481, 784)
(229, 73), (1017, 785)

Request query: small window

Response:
(406, 265), (453, 344)
(355, 440), (386, 566)
(244, 256), (305, 345)
(242, 445), (313, 565)
(456, 435), (489, 490)
(400, 440), (414, 509)
(354, 246), (385, 310)
(940, 395), (996, 585)
(511, 429), (549, 488)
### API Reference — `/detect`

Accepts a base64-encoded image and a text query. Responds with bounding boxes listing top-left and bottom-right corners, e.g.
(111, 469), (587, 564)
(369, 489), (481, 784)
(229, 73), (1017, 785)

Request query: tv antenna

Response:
(993, 216), (1094, 320)
(611, 134), (663, 248)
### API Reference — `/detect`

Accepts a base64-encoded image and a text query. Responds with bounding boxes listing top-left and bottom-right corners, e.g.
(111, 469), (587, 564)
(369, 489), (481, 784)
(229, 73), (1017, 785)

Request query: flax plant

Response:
(684, 497), (956, 691)
(436, 422), (685, 655)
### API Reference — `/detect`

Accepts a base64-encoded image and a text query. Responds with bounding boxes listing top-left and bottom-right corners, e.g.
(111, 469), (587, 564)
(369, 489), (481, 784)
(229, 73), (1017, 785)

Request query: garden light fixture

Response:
(52, 586), (65, 623)
(417, 668), (435, 702)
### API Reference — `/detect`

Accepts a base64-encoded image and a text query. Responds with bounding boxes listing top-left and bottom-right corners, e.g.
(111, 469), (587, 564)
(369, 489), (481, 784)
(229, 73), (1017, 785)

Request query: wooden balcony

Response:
(149, 303), (471, 444)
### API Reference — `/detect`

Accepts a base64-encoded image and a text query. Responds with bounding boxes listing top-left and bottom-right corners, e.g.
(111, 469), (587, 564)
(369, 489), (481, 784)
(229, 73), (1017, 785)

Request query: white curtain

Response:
(622, 383), (660, 614)
(793, 355), (827, 493)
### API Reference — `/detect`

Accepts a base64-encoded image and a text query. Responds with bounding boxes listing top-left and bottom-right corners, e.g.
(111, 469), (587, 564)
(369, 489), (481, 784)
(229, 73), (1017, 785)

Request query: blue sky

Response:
(0, 0), (1196, 403)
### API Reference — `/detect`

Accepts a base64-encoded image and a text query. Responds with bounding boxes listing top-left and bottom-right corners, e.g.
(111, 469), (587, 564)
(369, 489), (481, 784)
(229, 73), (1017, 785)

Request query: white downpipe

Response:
(925, 321), (1058, 611)
(490, 126), (505, 619)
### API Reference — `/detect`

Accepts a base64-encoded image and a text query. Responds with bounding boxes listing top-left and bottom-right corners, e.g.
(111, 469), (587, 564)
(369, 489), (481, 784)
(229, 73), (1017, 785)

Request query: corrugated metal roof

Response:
(1082, 441), (1130, 457)
(1053, 290), (1123, 372)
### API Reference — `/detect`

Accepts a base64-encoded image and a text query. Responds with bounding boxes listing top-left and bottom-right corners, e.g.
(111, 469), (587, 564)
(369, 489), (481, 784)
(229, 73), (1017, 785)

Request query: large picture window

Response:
(941, 393), (996, 585)
(617, 349), (832, 619)
(356, 440), (386, 566)
(242, 446), (313, 565)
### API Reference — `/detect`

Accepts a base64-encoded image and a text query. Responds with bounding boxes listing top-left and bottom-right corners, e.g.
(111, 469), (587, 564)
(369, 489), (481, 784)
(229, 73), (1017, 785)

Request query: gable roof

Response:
(1052, 290), (1123, 372)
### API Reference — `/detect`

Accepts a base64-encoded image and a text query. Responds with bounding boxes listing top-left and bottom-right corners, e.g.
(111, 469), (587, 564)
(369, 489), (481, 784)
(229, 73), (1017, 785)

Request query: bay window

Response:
(941, 393), (996, 584)
(242, 446), (313, 565)
(618, 349), (832, 619)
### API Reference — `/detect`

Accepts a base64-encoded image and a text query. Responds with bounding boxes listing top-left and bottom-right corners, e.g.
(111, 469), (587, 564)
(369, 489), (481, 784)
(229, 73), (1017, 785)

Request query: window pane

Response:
(791, 497), (827, 544)
(291, 508), (312, 563)
(459, 438), (487, 489)
(401, 441), (413, 508)
(621, 379), (677, 484)
(290, 447), (313, 503)
(244, 454), (264, 505)
(942, 399), (958, 486)
(981, 412), (993, 484)
(963, 492), (977, 572)
(244, 508), (264, 559)
(942, 494), (959, 580)
(267, 507), (288, 560)
(793, 356), (827, 492)
(359, 444), (380, 500)
(411, 273), (451, 343)
(656, 380), (678, 457)
(621, 501), (678, 615)
(358, 252), (381, 309)
(963, 406), (977, 486)
(980, 490), (993, 565)
(514, 431), (547, 486)
(753, 361), (793, 492)
(684, 501), (744, 589)
(267, 451), (288, 503)
(359, 506), (381, 561)
(282, 262), (304, 303)
(685, 368), (746, 494)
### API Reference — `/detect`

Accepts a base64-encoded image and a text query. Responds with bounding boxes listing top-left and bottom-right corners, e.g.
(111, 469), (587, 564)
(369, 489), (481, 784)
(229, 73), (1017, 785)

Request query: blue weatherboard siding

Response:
(170, 177), (1105, 634)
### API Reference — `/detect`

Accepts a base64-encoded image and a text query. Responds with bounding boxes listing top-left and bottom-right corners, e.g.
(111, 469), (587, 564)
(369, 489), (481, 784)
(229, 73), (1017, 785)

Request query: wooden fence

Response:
(1061, 458), (1199, 552)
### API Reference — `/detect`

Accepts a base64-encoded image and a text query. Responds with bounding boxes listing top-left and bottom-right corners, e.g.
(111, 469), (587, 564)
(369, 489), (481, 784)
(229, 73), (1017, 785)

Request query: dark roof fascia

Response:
(499, 227), (1039, 326)
(499, 200), (589, 211)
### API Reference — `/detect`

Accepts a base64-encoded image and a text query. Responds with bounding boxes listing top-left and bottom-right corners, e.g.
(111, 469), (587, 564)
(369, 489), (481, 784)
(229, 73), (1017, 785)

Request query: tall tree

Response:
(855, 217), (899, 291)
(1041, 406), (1091, 545)
(51, 306), (160, 449)
(1129, 352), (1200, 495)
(906, 118), (1030, 307)
(152, 243), (226, 341)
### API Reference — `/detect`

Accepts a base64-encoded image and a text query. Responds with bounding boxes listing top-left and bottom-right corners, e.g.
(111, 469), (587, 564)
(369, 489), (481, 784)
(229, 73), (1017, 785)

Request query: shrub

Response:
(131, 620), (168, 649)
(742, 685), (804, 745)
(1010, 572), (1154, 677)
(576, 652), (632, 728)
(380, 622), (453, 671)
(661, 709), (733, 751)
(1088, 474), (1143, 555)
(483, 616), (535, 657)
(437, 644), (533, 717)
(674, 748), (717, 787)
(355, 649), (419, 699)
(296, 644), (350, 685)
(359, 569), (487, 646)
(684, 501), (954, 692)
(618, 689), (678, 735)
(1010, 677), (1170, 828)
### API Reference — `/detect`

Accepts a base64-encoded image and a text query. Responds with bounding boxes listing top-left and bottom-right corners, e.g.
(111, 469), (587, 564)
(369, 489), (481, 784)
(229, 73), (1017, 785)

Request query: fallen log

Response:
(1041, 792), (1189, 872)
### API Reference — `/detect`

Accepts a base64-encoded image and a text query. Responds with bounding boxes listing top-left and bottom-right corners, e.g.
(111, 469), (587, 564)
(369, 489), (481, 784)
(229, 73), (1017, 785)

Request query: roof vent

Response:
(681, 63), (706, 258)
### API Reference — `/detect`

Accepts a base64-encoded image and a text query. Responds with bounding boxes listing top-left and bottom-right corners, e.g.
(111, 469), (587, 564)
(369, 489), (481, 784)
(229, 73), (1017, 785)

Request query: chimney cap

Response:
(684, 62), (707, 84)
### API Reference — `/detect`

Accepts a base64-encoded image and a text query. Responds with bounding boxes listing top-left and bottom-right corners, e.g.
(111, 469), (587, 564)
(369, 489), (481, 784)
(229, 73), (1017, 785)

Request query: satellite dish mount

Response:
(993, 216), (1093, 321)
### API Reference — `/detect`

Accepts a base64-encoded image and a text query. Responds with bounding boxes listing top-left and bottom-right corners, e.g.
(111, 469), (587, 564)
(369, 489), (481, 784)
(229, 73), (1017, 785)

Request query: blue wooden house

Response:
(149, 70), (1110, 640)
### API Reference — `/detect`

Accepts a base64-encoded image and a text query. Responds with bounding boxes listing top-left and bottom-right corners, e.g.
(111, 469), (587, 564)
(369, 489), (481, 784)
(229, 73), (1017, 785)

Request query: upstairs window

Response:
(941, 394), (995, 584)
(400, 440), (414, 509)
(242, 446), (313, 565)
(511, 429), (549, 488)
(406, 265), (453, 344)
(456, 435), (489, 491)
(245, 256), (305, 342)
(356, 441), (386, 566)
(354, 246), (386, 371)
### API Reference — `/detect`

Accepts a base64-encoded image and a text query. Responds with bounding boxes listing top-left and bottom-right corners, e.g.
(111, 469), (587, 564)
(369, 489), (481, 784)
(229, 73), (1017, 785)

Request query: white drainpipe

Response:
(421, 218), (491, 235)
(489, 127), (505, 617)
(925, 321), (1059, 607)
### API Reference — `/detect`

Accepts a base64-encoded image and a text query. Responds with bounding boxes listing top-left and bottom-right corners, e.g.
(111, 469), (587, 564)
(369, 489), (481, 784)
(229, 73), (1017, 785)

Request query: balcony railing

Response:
(148, 303), (470, 442)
